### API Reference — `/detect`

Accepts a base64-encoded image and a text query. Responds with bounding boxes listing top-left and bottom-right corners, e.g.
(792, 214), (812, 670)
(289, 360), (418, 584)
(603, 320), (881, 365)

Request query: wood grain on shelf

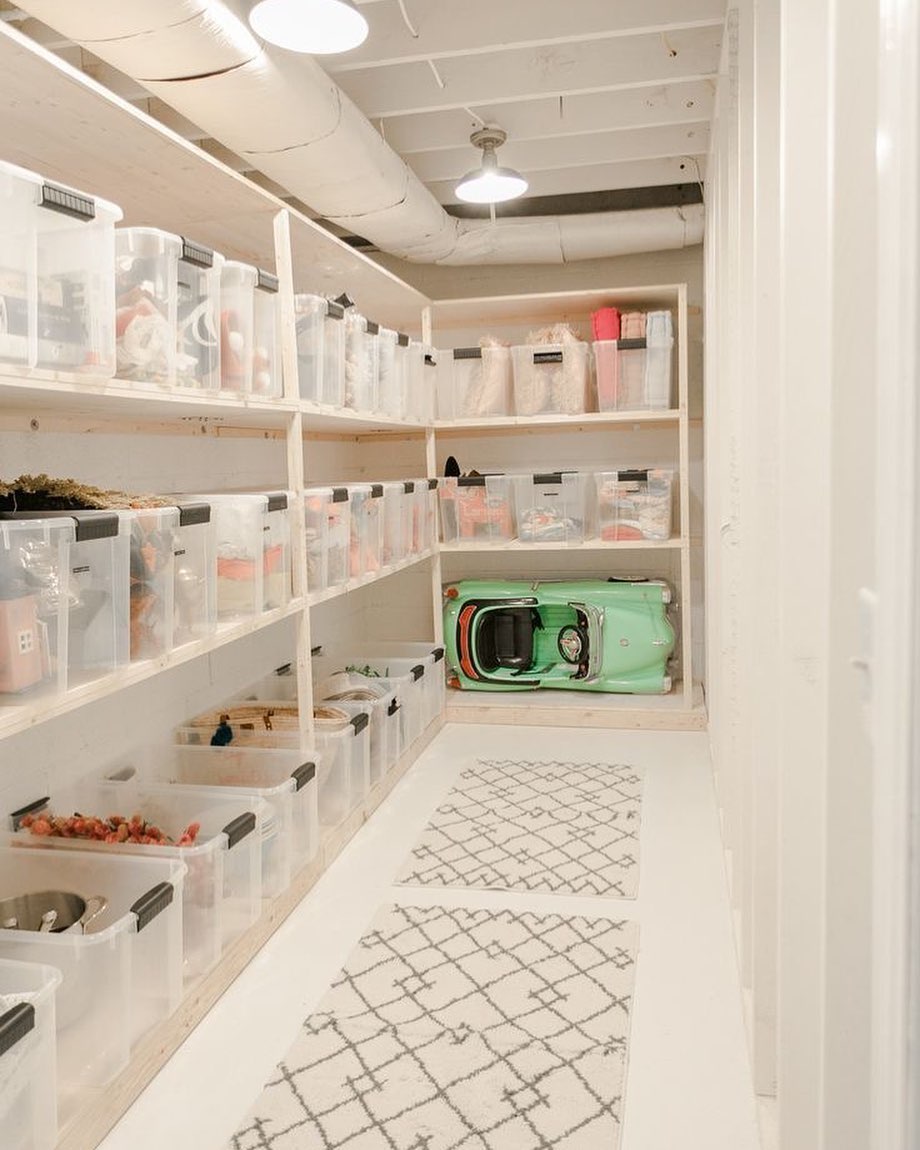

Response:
(434, 409), (680, 435)
(54, 716), (445, 1150)
(307, 552), (435, 607)
(439, 538), (683, 553)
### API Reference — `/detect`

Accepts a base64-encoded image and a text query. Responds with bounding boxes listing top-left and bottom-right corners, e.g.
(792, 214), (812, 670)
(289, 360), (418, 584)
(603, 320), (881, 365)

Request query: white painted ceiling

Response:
(0, 0), (722, 225)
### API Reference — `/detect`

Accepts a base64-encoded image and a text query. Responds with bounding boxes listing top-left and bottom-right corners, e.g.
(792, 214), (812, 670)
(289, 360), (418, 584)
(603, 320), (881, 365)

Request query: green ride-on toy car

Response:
(443, 578), (675, 694)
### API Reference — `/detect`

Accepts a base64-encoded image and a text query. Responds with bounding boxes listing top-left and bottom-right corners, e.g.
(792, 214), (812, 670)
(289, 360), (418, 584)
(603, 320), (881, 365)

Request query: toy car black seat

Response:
(477, 607), (536, 671)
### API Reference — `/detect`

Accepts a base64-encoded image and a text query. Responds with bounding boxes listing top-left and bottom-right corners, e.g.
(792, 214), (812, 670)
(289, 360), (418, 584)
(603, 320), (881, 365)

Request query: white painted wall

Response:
(705, 3), (880, 1148)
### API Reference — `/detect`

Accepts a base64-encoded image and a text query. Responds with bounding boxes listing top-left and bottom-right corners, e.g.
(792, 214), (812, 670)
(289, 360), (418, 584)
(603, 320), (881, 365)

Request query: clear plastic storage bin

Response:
(181, 492), (291, 619)
(380, 481), (410, 567)
(344, 311), (378, 412)
(392, 334), (412, 419)
(0, 959), (61, 1150)
(0, 161), (121, 375)
(438, 475), (515, 545)
(115, 227), (181, 385)
(314, 707), (370, 820)
(328, 652), (429, 753)
(376, 327), (399, 417)
(511, 342), (590, 415)
(171, 501), (217, 646)
(349, 484), (383, 578)
(405, 344), (434, 423)
(336, 641), (445, 733)
(176, 238), (223, 389)
(325, 487), (351, 589)
(219, 262), (281, 396)
(597, 324), (674, 411)
(0, 510), (131, 689)
(595, 469), (675, 541)
(295, 294), (346, 407)
(512, 472), (592, 545)
(11, 771), (263, 981)
(117, 508), (178, 662)
(0, 846), (184, 1094)
(442, 346), (514, 419)
(304, 486), (332, 593)
(313, 661), (399, 785)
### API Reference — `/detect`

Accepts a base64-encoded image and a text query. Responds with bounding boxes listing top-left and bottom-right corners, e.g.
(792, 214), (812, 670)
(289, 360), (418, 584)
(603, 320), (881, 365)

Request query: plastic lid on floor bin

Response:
(512, 472), (591, 545)
(0, 509), (131, 683)
(115, 227), (182, 385)
(10, 775), (263, 983)
(0, 843), (184, 1096)
(316, 666), (398, 787)
(313, 705), (371, 827)
(438, 475), (515, 545)
(0, 958), (62, 1150)
(511, 342), (590, 416)
(154, 743), (320, 894)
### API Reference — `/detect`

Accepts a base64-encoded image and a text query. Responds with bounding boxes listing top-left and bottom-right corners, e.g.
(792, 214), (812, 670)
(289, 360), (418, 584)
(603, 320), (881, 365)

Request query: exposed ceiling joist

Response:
(409, 122), (709, 184)
(335, 26), (722, 118)
(443, 183), (705, 220)
(327, 0), (725, 72)
(381, 81), (715, 155)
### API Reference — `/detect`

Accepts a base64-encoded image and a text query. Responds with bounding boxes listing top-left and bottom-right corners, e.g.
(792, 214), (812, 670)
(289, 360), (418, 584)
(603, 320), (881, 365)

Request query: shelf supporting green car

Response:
(443, 578), (675, 694)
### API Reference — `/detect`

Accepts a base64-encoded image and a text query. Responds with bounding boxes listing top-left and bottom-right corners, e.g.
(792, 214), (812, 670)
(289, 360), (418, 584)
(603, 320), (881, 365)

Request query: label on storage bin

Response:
(533, 350), (564, 364)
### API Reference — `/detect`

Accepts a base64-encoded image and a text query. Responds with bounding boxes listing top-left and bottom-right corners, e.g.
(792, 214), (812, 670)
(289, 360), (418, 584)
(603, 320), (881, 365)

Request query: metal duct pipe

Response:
(15, 0), (704, 264)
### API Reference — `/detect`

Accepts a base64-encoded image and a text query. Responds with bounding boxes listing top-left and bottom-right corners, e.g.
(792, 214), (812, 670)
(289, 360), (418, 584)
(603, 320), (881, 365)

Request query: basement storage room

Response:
(0, 2), (910, 1150)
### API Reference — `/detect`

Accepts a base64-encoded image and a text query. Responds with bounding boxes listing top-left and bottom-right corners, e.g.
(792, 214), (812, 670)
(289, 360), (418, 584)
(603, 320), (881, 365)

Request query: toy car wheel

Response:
(558, 625), (587, 664)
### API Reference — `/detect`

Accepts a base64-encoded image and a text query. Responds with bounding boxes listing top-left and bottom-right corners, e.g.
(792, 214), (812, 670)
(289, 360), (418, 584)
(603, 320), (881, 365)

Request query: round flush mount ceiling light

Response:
(249, 0), (369, 54)
(455, 127), (529, 205)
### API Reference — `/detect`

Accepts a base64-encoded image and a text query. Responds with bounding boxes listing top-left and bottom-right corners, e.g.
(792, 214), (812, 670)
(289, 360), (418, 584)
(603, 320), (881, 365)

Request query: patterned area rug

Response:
(396, 759), (643, 899)
(230, 904), (638, 1150)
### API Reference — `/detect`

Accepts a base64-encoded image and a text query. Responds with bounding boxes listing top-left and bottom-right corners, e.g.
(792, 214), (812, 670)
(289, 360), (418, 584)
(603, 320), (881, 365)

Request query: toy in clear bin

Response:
(513, 472), (590, 545)
(176, 238), (223, 389)
(115, 228), (180, 385)
(439, 476), (515, 545)
(596, 469), (674, 541)
(349, 484), (383, 577)
(0, 519), (67, 697)
(325, 488), (351, 588)
(122, 508), (178, 661)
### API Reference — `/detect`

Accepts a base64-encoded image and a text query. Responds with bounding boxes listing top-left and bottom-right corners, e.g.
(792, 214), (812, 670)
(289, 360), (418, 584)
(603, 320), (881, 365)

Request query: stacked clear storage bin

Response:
(511, 342), (591, 415)
(404, 343), (433, 423)
(313, 655), (400, 783)
(393, 334), (412, 417)
(175, 238), (223, 389)
(325, 487), (351, 589)
(349, 484), (383, 577)
(10, 771), (263, 980)
(304, 486), (332, 593)
(118, 507), (179, 661)
(0, 160), (121, 375)
(218, 263), (281, 397)
(114, 227), (180, 385)
(595, 469), (674, 541)
(0, 959), (61, 1150)
(512, 472), (592, 545)
(441, 346), (514, 419)
(339, 642), (445, 732)
(380, 481), (409, 567)
(438, 475), (515, 545)
(179, 492), (291, 619)
(376, 327), (399, 417)
(0, 510), (130, 696)
(171, 501), (217, 646)
(0, 846), (184, 1097)
(594, 312), (673, 411)
(295, 295), (347, 407)
(328, 651), (429, 753)
(344, 310), (378, 411)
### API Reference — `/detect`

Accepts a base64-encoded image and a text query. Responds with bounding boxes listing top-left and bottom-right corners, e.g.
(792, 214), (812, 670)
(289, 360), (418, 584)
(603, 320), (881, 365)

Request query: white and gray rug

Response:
(230, 904), (638, 1150)
(396, 759), (643, 899)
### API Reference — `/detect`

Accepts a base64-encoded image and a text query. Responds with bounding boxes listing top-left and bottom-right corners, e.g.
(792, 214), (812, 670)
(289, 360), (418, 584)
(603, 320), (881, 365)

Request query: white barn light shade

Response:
(249, 0), (369, 54)
(454, 127), (528, 205)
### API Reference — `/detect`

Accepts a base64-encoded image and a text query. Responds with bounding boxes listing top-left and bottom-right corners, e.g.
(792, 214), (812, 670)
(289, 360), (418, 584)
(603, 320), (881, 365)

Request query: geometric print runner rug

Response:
(395, 760), (643, 899)
(229, 904), (638, 1150)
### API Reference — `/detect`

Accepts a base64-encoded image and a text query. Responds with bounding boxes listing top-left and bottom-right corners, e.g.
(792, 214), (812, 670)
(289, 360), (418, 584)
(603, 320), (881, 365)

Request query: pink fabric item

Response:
(592, 307), (620, 342)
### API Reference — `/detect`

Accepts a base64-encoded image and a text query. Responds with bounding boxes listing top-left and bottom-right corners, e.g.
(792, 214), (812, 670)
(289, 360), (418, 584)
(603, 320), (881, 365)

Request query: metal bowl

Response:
(0, 890), (108, 934)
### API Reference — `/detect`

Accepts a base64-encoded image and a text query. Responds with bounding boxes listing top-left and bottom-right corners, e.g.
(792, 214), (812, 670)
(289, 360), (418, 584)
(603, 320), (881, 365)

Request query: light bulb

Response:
(249, 0), (369, 54)
(455, 166), (529, 204)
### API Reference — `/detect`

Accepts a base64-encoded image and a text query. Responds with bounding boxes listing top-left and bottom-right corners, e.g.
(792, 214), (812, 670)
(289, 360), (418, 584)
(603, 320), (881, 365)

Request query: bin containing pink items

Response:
(304, 486), (332, 593)
(440, 344), (513, 419)
(438, 475), (515, 545)
(93, 743), (318, 900)
(0, 510), (130, 694)
(10, 769), (264, 981)
(595, 469), (674, 541)
(404, 478), (435, 555)
(595, 310), (673, 411)
(348, 484), (383, 577)
(0, 845), (184, 1099)
(115, 227), (181, 385)
(175, 238), (223, 389)
(0, 959), (61, 1150)
(0, 160), (121, 375)
(380, 481), (410, 566)
(325, 487), (351, 588)
(219, 263), (281, 396)
(511, 334), (590, 416)
(512, 472), (591, 545)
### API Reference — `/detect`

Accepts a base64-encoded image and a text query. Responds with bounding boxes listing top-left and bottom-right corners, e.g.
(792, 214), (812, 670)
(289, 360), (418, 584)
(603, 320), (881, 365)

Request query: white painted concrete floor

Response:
(99, 724), (762, 1150)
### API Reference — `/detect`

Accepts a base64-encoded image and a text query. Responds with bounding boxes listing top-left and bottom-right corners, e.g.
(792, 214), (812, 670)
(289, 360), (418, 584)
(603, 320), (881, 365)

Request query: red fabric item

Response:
(592, 307), (621, 342)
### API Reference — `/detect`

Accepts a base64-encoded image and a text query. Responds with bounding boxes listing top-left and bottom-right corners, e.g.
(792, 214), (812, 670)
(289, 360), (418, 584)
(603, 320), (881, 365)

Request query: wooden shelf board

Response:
(440, 538), (683, 554)
(54, 714), (445, 1150)
(0, 21), (427, 331)
(0, 601), (306, 741)
(307, 551), (434, 606)
(445, 681), (706, 731)
(434, 409), (681, 434)
(430, 286), (684, 331)
(302, 403), (430, 437)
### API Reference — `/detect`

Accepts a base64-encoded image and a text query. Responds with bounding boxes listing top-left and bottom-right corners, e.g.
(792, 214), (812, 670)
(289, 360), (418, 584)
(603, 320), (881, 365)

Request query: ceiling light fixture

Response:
(249, 0), (369, 54)
(455, 127), (528, 205)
